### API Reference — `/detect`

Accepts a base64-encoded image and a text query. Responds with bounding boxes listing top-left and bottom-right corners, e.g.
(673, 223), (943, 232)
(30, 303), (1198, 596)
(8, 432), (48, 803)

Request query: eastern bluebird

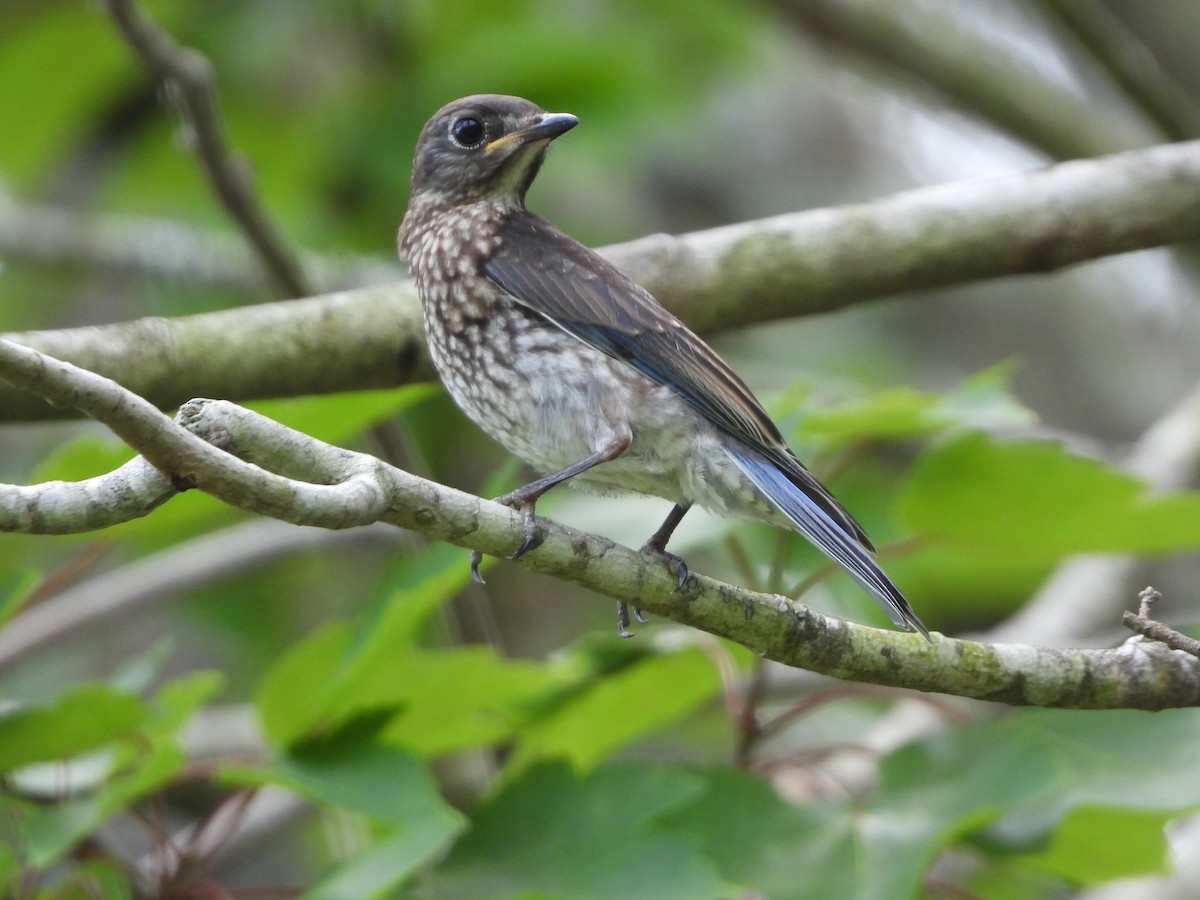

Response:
(398, 94), (928, 640)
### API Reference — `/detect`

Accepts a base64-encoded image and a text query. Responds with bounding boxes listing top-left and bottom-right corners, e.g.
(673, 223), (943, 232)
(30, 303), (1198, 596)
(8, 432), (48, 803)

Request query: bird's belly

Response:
(427, 309), (772, 517)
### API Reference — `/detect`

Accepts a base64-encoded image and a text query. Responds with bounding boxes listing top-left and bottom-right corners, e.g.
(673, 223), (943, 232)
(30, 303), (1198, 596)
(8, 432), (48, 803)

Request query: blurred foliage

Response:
(3, 0), (1200, 897)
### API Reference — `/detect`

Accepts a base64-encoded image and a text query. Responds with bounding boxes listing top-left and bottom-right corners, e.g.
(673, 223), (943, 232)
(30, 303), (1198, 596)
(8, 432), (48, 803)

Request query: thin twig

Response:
(1123, 612), (1200, 660)
(732, 661), (770, 768)
(99, 0), (311, 297)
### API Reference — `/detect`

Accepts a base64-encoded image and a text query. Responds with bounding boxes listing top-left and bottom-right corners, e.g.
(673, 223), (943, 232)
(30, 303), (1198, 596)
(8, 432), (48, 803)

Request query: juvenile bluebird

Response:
(398, 94), (928, 639)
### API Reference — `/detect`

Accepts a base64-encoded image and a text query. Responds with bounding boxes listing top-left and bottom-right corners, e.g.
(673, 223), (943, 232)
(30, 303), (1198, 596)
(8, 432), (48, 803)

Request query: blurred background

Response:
(3, 0), (1200, 895)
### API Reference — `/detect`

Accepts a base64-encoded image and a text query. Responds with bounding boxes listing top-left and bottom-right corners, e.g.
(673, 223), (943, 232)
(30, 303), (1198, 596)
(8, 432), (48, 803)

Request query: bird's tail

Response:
(730, 450), (930, 640)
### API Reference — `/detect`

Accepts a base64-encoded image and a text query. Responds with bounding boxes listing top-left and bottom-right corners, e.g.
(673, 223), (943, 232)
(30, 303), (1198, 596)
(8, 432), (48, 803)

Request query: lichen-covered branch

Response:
(0, 284), (430, 421)
(0, 337), (1197, 709)
(3, 138), (1200, 421)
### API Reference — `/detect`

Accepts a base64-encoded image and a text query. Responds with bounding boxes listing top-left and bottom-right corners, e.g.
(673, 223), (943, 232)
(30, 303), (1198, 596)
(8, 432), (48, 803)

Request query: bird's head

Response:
(407, 94), (579, 207)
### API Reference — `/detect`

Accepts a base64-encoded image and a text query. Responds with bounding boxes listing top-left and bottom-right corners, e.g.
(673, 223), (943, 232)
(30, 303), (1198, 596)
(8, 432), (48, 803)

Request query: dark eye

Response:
(450, 116), (486, 149)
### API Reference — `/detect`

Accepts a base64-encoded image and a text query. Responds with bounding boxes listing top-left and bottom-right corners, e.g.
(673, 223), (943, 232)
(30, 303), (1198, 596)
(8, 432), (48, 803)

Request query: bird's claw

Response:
(471, 492), (541, 582)
(617, 601), (635, 639)
(506, 499), (540, 560)
(640, 543), (690, 591)
(616, 601), (648, 639)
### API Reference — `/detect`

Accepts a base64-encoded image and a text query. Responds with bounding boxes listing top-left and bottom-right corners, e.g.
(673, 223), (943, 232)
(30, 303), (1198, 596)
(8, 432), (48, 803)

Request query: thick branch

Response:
(3, 139), (1200, 421)
(0, 283), (429, 421)
(0, 339), (1198, 709)
(99, 0), (310, 297)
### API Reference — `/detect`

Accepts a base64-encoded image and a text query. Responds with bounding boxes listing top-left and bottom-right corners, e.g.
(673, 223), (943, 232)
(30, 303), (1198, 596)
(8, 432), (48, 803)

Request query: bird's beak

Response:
(486, 112), (579, 154)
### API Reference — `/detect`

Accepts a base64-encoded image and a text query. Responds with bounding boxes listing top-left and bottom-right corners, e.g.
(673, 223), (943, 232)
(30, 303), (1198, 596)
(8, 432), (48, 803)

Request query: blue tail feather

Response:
(730, 449), (930, 639)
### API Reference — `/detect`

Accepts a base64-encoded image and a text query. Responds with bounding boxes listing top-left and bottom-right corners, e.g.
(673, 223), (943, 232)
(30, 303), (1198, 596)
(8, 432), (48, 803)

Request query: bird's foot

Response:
(469, 550), (486, 584)
(495, 488), (540, 560)
(616, 601), (647, 639)
(471, 489), (542, 584)
(639, 540), (690, 590)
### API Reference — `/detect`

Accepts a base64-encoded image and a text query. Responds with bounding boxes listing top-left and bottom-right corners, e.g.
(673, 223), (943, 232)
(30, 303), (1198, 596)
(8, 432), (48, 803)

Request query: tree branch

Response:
(3, 138), (1200, 421)
(0, 195), (403, 293)
(1038, 0), (1200, 142)
(774, 0), (1154, 159)
(99, 0), (311, 297)
(1, 337), (1198, 709)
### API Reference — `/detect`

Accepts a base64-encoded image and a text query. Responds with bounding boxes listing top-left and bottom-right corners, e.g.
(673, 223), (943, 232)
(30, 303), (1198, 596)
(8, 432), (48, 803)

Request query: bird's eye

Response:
(450, 116), (486, 149)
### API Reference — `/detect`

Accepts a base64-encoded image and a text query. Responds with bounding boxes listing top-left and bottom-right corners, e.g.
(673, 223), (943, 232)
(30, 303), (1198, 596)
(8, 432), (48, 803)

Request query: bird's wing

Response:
(482, 212), (874, 549)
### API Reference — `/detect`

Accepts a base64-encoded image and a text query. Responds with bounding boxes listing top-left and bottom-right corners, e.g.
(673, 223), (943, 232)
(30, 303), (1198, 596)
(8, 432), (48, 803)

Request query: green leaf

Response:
(507, 647), (721, 772)
(9, 672), (219, 867)
(801, 385), (944, 440)
(256, 618), (352, 746)
(0, 8), (136, 186)
(933, 362), (1037, 433)
(256, 544), (474, 747)
(256, 620), (558, 756)
(237, 738), (463, 831)
(303, 827), (463, 900)
(19, 738), (188, 868)
(1020, 805), (1171, 883)
(665, 767), (851, 900)
(659, 709), (1200, 899)
(419, 762), (730, 900)
(225, 736), (464, 898)
(897, 433), (1200, 560)
(21, 796), (107, 869)
(796, 364), (1034, 444)
(870, 709), (1200, 896)
(148, 670), (225, 737)
(249, 385), (437, 446)
(32, 434), (136, 483)
(0, 685), (148, 773)
(256, 546), (562, 753)
(375, 648), (562, 756)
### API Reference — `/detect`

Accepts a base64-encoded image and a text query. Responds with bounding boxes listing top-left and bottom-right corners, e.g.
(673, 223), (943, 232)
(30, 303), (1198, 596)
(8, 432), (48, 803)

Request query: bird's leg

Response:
(640, 503), (692, 587)
(470, 431), (632, 583)
(618, 503), (692, 638)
